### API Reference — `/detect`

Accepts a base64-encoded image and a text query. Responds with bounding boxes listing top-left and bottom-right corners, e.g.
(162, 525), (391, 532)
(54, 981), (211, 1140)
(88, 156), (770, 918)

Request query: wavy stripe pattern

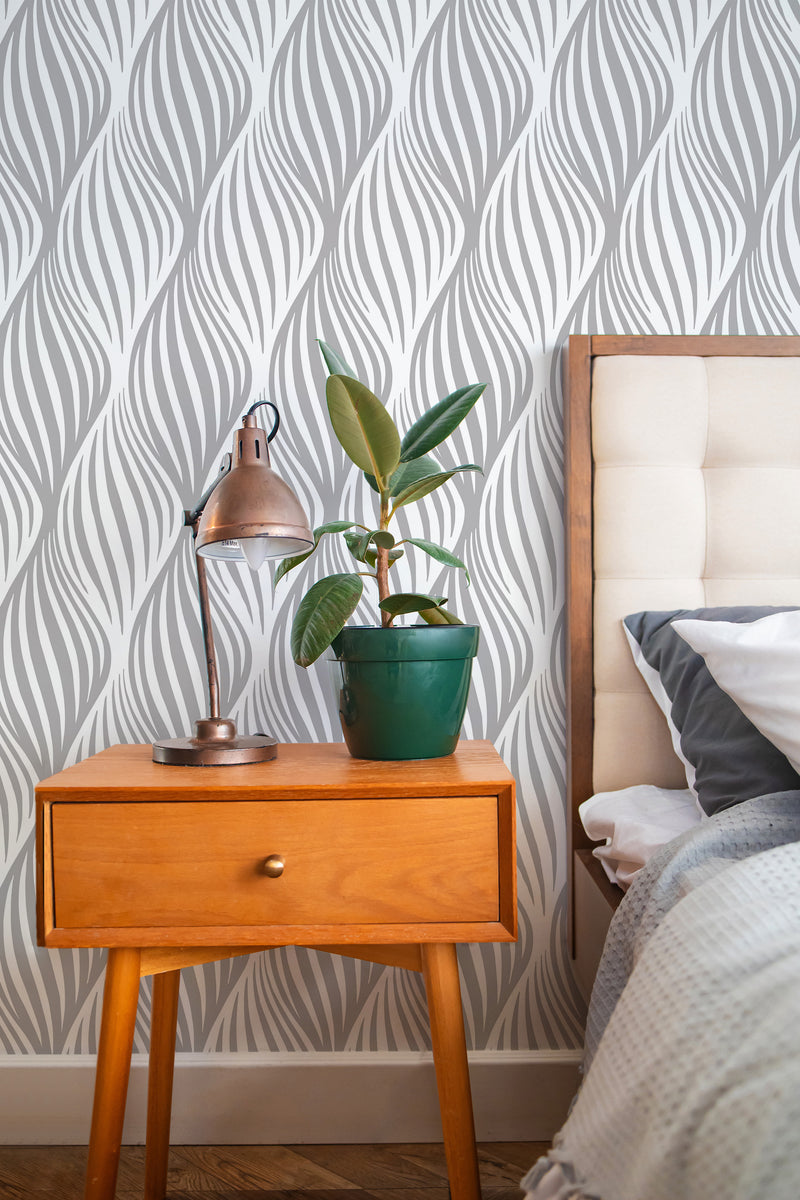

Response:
(1, 0), (799, 1056)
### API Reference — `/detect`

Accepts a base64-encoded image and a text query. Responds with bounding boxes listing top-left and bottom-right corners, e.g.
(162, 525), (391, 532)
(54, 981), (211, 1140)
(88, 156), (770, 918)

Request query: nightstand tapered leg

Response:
(85, 948), (141, 1200)
(145, 969), (181, 1200)
(421, 943), (481, 1200)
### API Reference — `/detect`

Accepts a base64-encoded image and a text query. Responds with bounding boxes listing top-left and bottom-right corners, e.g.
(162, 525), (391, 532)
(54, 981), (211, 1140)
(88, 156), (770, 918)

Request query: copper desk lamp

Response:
(153, 400), (313, 766)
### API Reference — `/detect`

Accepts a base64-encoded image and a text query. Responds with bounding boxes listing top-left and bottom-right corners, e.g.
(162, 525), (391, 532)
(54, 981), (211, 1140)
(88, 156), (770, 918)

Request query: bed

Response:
(524, 334), (800, 1199)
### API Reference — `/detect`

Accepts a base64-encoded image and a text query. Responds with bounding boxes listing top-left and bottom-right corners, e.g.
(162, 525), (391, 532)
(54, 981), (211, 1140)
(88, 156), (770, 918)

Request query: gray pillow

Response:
(623, 606), (800, 816)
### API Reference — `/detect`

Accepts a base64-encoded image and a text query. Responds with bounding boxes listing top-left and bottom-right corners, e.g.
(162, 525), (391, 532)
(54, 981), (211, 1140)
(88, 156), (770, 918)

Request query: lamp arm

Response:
(193, 540), (220, 720)
(184, 456), (232, 723)
(184, 453), (232, 527)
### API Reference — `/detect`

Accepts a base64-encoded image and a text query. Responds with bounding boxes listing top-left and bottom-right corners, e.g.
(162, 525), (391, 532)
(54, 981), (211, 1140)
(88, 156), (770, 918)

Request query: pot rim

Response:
(331, 623), (479, 663)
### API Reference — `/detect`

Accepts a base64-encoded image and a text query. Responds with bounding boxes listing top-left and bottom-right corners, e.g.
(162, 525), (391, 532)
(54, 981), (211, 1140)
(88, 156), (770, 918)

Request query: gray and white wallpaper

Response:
(2, 0), (799, 1056)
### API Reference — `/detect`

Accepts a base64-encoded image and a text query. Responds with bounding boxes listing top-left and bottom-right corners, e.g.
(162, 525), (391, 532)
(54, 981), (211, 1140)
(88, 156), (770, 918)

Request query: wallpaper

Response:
(1, 0), (799, 1056)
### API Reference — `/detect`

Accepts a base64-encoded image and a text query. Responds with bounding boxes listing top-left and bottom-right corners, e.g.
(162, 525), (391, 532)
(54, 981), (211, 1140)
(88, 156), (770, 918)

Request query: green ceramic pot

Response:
(330, 624), (480, 761)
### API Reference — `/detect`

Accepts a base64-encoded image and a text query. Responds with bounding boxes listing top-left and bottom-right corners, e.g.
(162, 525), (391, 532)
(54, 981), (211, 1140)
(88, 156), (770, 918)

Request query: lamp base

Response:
(153, 717), (277, 766)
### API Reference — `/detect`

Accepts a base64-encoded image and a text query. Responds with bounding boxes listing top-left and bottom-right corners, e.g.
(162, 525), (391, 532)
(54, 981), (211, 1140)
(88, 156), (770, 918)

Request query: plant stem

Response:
(378, 491), (391, 627)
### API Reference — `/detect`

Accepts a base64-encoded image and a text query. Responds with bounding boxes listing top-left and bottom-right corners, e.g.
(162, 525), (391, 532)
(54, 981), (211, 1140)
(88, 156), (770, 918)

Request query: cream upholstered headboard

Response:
(592, 352), (800, 794)
(566, 335), (800, 875)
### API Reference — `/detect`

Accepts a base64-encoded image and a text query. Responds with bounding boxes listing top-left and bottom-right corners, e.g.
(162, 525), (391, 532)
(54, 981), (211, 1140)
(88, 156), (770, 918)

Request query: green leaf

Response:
(361, 546), (404, 569)
(351, 530), (373, 560)
(274, 522), (359, 586)
(343, 529), (396, 564)
(318, 340), (356, 377)
(418, 605), (464, 625)
(364, 455), (440, 497)
(379, 548), (403, 568)
(400, 383), (486, 461)
(392, 464), (482, 510)
(291, 574), (363, 667)
(389, 455), (441, 496)
(404, 538), (471, 585)
(378, 593), (446, 616)
(343, 530), (370, 563)
(326, 375), (401, 482)
(316, 520), (360, 535)
(274, 546), (315, 587)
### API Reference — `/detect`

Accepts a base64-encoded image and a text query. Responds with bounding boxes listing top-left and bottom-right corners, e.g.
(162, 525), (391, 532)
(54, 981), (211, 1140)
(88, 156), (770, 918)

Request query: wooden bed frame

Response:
(566, 333), (800, 1000)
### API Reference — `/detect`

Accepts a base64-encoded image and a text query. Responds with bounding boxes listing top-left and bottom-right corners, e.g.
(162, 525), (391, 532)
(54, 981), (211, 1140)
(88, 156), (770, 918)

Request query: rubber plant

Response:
(277, 341), (486, 667)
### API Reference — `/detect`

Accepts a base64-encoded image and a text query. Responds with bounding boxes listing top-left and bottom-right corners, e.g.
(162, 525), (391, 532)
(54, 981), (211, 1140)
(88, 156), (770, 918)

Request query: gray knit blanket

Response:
(522, 792), (800, 1200)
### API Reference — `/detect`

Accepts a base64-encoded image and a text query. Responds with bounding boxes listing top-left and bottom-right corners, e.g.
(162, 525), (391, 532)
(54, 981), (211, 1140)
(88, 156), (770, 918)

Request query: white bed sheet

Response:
(579, 784), (702, 888)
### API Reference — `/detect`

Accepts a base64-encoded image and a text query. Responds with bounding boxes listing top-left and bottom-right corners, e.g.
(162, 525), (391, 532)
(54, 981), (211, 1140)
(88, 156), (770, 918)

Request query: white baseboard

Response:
(0, 1050), (580, 1145)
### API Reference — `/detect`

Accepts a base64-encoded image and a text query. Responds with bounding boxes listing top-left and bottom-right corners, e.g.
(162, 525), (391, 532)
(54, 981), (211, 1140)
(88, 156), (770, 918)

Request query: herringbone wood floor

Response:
(0, 1142), (546, 1199)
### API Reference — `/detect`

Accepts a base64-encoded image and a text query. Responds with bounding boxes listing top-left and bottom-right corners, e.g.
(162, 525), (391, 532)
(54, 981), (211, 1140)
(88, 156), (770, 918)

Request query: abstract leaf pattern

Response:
(1, 0), (799, 1055)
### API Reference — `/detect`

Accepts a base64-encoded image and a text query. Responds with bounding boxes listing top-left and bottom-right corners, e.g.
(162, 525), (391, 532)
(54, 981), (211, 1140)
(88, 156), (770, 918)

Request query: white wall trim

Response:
(0, 1049), (580, 1144)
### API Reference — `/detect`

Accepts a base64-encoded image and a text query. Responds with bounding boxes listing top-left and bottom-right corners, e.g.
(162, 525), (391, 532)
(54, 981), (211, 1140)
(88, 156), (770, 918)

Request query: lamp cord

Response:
(245, 398), (280, 442)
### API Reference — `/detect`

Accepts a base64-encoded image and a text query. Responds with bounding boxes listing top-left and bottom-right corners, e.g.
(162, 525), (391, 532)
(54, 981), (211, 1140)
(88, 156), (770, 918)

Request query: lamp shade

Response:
(195, 417), (313, 562)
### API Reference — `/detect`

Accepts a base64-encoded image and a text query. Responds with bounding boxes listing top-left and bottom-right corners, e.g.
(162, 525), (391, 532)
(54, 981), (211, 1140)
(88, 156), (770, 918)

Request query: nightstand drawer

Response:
(51, 797), (500, 929)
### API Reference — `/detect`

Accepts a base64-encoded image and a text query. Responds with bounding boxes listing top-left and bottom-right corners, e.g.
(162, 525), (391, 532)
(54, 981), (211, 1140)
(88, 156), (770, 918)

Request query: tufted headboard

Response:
(565, 334), (800, 988)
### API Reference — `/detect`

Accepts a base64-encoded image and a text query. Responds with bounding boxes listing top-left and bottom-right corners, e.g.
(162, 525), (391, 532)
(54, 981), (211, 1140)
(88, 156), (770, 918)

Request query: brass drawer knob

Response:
(262, 855), (285, 878)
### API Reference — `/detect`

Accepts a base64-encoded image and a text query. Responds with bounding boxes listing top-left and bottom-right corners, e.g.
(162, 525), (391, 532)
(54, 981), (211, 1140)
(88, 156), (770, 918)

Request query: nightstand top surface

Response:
(37, 740), (514, 802)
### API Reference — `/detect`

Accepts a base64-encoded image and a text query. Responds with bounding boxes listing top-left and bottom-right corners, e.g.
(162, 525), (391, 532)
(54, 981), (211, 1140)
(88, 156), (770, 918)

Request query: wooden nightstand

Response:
(36, 740), (516, 1200)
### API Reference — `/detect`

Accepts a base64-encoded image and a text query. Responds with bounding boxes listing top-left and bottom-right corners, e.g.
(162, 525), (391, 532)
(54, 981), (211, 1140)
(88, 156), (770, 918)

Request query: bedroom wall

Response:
(2, 0), (799, 1063)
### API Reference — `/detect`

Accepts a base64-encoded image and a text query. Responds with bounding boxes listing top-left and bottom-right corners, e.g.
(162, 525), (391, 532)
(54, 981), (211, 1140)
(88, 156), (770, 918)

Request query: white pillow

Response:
(579, 785), (701, 889)
(673, 609), (800, 775)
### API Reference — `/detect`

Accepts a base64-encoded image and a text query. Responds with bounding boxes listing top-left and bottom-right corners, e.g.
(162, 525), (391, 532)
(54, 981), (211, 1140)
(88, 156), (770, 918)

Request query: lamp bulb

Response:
(240, 537), (269, 571)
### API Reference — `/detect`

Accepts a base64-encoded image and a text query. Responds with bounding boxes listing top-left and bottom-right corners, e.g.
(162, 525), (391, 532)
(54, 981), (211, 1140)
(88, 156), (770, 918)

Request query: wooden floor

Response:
(0, 1142), (546, 1199)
